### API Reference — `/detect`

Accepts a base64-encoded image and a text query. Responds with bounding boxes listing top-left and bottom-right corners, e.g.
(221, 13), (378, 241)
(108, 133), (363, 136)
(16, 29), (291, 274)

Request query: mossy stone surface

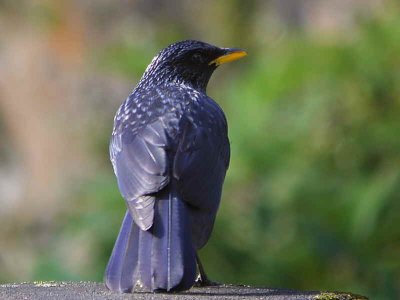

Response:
(0, 281), (368, 300)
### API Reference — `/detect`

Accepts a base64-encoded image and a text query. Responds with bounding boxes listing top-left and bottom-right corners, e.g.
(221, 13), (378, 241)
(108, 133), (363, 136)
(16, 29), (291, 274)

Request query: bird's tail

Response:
(104, 189), (197, 292)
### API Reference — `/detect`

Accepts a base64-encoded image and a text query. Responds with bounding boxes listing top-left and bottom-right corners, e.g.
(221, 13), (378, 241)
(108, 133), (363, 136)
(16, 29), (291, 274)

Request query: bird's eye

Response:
(192, 52), (205, 64)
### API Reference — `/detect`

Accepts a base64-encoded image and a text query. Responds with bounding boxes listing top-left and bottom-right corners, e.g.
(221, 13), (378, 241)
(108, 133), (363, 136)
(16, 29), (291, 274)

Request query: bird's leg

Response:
(194, 253), (220, 287)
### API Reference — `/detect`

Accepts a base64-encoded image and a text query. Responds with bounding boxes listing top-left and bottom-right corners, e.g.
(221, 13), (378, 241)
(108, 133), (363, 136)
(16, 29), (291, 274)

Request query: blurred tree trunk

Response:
(0, 2), (86, 221)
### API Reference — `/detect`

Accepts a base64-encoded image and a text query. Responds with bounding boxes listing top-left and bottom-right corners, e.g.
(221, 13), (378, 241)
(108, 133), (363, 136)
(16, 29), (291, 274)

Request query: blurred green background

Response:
(0, 1), (399, 299)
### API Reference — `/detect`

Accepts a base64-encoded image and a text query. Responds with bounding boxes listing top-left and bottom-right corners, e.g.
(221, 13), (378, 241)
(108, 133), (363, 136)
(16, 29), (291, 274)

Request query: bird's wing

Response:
(173, 99), (230, 248)
(110, 118), (169, 231)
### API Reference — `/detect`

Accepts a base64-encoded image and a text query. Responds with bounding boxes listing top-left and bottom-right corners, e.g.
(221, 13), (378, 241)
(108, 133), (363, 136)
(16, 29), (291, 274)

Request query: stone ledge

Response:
(0, 281), (368, 300)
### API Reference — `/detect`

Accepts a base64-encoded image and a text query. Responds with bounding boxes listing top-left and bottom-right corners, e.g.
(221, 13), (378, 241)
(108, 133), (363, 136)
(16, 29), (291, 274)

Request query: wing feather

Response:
(110, 118), (169, 230)
(173, 99), (230, 249)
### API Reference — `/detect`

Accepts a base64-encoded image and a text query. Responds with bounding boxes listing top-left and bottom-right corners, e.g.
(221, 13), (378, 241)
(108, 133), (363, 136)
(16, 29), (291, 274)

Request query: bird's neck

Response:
(137, 65), (209, 94)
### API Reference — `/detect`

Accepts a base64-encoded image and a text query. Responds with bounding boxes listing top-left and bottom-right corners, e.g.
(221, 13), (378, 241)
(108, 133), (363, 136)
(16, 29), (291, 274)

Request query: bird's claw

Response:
(194, 274), (221, 287)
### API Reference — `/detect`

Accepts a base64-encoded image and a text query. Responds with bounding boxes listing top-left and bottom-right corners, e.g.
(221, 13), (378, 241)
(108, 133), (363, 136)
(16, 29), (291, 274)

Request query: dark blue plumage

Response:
(105, 40), (246, 292)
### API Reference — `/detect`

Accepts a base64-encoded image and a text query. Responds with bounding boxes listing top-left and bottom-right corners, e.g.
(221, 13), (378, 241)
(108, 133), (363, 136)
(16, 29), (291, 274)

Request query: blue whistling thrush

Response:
(105, 40), (247, 292)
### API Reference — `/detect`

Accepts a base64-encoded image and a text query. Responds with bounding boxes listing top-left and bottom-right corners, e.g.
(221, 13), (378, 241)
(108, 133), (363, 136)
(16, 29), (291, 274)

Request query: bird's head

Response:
(139, 40), (247, 92)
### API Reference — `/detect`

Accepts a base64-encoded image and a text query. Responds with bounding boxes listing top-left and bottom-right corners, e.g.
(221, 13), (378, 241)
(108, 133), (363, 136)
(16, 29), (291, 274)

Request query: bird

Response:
(104, 40), (246, 293)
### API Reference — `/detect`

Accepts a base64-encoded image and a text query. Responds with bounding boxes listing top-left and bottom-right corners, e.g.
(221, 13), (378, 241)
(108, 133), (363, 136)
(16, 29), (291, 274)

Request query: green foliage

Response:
(206, 13), (399, 300)
(96, 42), (155, 78)
(32, 175), (125, 282)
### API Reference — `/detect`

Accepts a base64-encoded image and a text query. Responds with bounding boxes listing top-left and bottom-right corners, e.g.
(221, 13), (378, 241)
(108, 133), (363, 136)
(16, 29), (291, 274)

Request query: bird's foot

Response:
(194, 274), (221, 287)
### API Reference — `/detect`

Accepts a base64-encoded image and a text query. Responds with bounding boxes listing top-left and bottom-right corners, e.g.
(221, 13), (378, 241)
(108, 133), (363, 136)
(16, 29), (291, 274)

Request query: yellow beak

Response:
(209, 49), (247, 66)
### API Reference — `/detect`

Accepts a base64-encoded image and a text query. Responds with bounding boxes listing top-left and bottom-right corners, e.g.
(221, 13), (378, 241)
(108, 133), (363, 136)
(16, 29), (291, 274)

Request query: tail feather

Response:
(105, 189), (196, 292)
(151, 190), (196, 290)
(137, 226), (153, 289)
(104, 211), (139, 292)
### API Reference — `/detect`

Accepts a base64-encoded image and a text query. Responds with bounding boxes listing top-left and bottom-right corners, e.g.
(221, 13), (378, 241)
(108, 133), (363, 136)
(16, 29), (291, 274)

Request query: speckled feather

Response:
(106, 40), (233, 293)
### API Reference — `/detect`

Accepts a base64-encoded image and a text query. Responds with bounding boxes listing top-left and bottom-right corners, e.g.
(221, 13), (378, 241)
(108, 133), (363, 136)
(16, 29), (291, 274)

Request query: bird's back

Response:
(111, 82), (230, 214)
